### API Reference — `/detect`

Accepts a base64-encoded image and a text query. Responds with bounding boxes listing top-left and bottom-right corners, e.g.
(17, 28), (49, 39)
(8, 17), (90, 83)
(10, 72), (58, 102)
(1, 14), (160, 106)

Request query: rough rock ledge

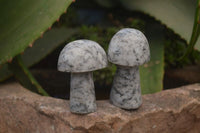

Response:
(0, 83), (200, 133)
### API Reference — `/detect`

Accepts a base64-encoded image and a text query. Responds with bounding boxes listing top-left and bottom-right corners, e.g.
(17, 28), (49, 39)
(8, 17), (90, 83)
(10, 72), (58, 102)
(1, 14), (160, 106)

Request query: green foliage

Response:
(22, 27), (79, 66)
(165, 39), (187, 67)
(0, 65), (11, 82)
(8, 55), (49, 96)
(164, 28), (200, 68)
(181, 0), (200, 59)
(65, 23), (164, 94)
(140, 23), (164, 94)
(1, 0), (199, 96)
(0, 27), (79, 82)
(127, 19), (145, 31)
(95, 0), (200, 52)
(79, 26), (118, 50)
(119, 0), (198, 49)
(68, 26), (119, 85)
(0, 0), (72, 65)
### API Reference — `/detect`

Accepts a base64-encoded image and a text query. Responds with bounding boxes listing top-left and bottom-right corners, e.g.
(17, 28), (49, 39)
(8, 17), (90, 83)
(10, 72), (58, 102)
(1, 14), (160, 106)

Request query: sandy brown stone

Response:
(0, 82), (200, 133)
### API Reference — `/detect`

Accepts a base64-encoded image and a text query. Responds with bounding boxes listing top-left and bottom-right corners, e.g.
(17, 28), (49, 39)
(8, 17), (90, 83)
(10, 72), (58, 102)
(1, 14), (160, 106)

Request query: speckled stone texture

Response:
(108, 28), (150, 66)
(110, 65), (142, 109)
(70, 72), (96, 114)
(58, 40), (107, 73)
(57, 39), (107, 114)
(108, 28), (150, 109)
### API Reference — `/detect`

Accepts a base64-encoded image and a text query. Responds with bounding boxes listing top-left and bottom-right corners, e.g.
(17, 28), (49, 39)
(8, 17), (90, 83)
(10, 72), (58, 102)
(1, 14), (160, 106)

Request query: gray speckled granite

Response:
(58, 40), (107, 73)
(108, 28), (150, 109)
(108, 28), (150, 67)
(70, 72), (96, 114)
(110, 65), (142, 109)
(57, 39), (108, 114)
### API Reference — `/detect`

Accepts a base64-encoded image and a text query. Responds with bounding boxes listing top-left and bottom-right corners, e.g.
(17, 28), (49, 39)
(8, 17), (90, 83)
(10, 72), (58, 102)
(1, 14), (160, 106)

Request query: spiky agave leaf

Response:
(0, 0), (73, 65)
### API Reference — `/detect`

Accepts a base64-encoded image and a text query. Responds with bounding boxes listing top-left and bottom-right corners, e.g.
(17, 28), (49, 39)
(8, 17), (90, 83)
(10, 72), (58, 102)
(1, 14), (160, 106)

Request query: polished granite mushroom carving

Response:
(57, 40), (107, 114)
(108, 28), (150, 109)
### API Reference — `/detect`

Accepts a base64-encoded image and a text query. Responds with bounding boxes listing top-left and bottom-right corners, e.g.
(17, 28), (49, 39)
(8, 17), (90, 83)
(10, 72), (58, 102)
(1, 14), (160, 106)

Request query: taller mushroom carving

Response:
(58, 39), (107, 114)
(108, 28), (150, 109)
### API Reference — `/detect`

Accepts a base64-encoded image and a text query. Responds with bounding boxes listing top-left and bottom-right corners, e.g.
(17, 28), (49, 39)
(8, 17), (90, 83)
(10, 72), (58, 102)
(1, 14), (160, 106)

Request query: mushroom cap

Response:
(108, 28), (150, 67)
(58, 39), (108, 72)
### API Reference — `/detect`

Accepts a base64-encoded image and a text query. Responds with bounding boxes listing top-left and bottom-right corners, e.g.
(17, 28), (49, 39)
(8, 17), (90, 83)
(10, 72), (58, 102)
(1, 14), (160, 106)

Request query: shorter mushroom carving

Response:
(58, 40), (107, 114)
(108, 28), (150, 109)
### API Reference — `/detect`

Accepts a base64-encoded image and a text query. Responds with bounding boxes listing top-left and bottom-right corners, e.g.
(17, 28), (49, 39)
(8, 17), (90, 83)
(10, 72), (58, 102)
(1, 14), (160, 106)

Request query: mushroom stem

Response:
(110, 65), (142, 109)
(70, 72), (96, 114)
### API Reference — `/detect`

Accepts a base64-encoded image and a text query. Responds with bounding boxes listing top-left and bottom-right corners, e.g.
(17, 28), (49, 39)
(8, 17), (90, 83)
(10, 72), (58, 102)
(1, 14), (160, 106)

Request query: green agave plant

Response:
(0, 0), (73, 95)
(94, 0), (200, 93)
(0, 0), (199, 96)
(95, 0), (200, 51)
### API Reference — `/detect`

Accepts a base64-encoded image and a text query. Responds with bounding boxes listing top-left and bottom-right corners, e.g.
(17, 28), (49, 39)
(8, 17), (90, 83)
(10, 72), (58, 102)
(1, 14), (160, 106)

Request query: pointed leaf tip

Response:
(0, 0), (73, 65)
(40, 33), (44, 38)
(29, 43), (33, 48)
(8, 58), (12, 63)
(56, 18), (60, 22)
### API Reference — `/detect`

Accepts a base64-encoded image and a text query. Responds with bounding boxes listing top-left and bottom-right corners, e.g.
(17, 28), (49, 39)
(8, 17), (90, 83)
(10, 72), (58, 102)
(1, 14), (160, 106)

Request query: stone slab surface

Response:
(0, 83), (200, 133)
